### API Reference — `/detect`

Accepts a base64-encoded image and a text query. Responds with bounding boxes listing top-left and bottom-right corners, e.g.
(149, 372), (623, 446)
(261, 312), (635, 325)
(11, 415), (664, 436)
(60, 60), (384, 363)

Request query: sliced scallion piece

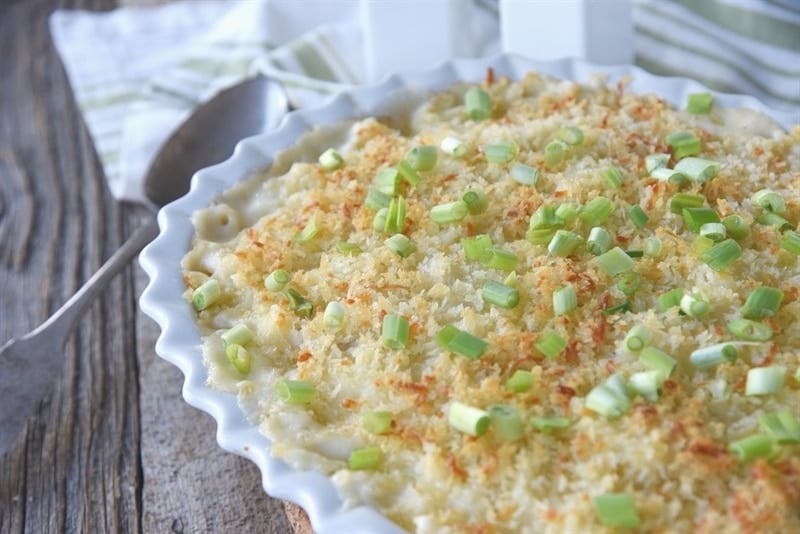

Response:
(347, 447), (381, 470)
(596, 247), (635, 276)
(503, 271), (518, 288)
(553, 284), (578, 316)
(689, 343), (738, 369)
(699, 222), (726, 241)
(585, 373), (631, 418)
(318, 148), (344, 171)
(225, 344), (252, 374)
(407, 145), (438, 171)
(506, 369), (534, 392)
(665, 131), (701, 160)
(448, 330), (489, 360)
(548, 229), (582, 257)
(629, 370), (663, 402)
(372, 208), (388, 232)
(686, 92), (713, 114)
(396, 160), (421, 187)
(295, 215), (320, 244)
(374, 167), (401, 195)
(544, 139), (567, 167)
(757, 211), (793, 231)
(385, 233), (415, 258)
(448, 401), (490, 436)
(604, 301), (632, 315)
(616, 271), (641, 295)
(435, 324), (460, 349)
(323, 301), (345, 328)
(727, 318), (772, 341)
(192, 279), (221, 311)
(679, 292), (710, 318)
(722, 215), (750, 240)
(464, 86), (491, 120)
(758, 410), (800, 444)
(587, 227), (612, 256)
(362, 411), (393, 434)
(752, 189), (786, 213)
(535, 330), (567, 359)
(741, 286), (783, 319)
(383, 196), (406, 233)
(745, 366), (786, 396)
(484, 248), (518, 271)
(527, 227), (556, 245)
(482, 280), (520, 309)
(645, 153), (671, 174)
(221, 324), (253, 347)
(640, 346), (677, 377)
(579, 197), (614, 226)
(780, 230), (800, 256)
(462, 189), (488, 215)
(651, 167), (687, 184)
(603, 166), (624, 189)
(644, 236), (662, 257)
(529, 204), (564, 230)
(670, 192), (705, 214)
(365, 189), (392, 211)
(286, 288), (314, 317)
(628, 205), (648, 228)
(657, 288), (684, 312)
(430, 200), (469, 224)
(673, 157), (719, 183)
(531, 415), (571, 432)
(624, 324), (651, 352)
(335, 242), (362, 256)
(594, 493), (640, 528)
(276, 379), (315, 404)
(484, 141), (518, 164)
(692, 235), (714, 255)
(555, 202), (580, 223)
(441, 136), (469, 157)
(510, 162), (540, 186)
(488, 404), (523, 441)
(729, 434), (774, 462)
(682, 207), (720, 232)
(557, 125), (584, 145)
(461, 234), (493, 261)
(702, 239), (741, 271)
(382, 314), (410, 349)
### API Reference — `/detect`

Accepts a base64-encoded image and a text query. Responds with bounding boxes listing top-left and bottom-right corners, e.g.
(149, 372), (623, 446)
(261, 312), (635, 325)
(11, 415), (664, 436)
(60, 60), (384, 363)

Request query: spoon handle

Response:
(30, 217), (159, 345)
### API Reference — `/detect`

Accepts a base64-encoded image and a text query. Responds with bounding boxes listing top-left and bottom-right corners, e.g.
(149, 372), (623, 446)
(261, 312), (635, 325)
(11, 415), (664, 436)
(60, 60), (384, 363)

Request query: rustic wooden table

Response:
(0, 1), (308, 532)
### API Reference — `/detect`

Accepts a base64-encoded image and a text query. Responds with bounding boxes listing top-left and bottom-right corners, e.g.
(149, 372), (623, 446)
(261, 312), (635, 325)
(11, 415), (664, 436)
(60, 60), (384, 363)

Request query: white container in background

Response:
(500, 0), (633, 64)
(362, 0), (472, 82)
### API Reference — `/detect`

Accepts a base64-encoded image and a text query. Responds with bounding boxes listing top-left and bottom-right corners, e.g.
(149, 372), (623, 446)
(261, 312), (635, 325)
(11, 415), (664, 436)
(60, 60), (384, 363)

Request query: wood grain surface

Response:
(0, 1), (308, 532)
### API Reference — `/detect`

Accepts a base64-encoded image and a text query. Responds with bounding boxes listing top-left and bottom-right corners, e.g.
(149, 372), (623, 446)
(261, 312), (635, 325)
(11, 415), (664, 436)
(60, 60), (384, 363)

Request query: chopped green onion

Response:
(535, 330), (567, 359)
(396, 160), (421, 187)
(553, 284), (577, 316)
(555, 202), (581, 223)
(383, 196), (406, 233)
(587, 227), (612, 256)
(407, 145), (438, 171)
(624, 249), (643, 258)
(722, 215), (750, 240)
(435, 324), (460, 349)
(362, 411), (393, 434)
(430, 200), (469, 224)
(757, 211), (794, 231)
(689, 343), (738, 369)
(276, 379), (315, 404)
(488, 404), (524, 441)
(441, 136), (469, 157)
(482, 280), (520, 309)
(700, 222), (726, 241)
(385, 233), (415, 258)
(374, 167), (401, 195)
(616, 271), (641, 295)
(670, 192), (705, 214)
(645, 153), (671, 174)
(285, 288), (314, 317)
(651, 167), (688, 184)
(628, 205), (648, 228)
(295, 215), (320, 244)
(462, 189), (488, 215)
(503, 271), (518, 288)
(318, 148), (344, 171)
(544, 139), (567, 167)
(548, 229), (582, 257)
(692, 235), (715, 255)
(758, 410), (800, 444)
(484, 248), (518, 271)
(365, 189), (392, 211)
(527, 227), (556, 245)
(448, 401), (490, 436)
(624, 324), (651, 352)
(752, 189), (786, 213)
(727, 318), (773, 341)
(629, 370), (663, 402)
(579, 197), (614, 226)
(531, 415), (571, 432)
(192, 279), (221, 311)
(335, 241), (362, 256)
(666, 131), (702, 160)
(373, 208), (388, 232)
(484, 141), (518, 164)
(221, 324), (253, 347)
(741, 286), (783, 319)
(780, 230), (800, 255)
(603, 166), (624, 189)
(729, 434), (775, 462)
(603, 301), (633, 315)
(448, 330), (489, 360)
(506, 369), (534, 393)
(529, 204), (564, 230)
(682, 207), (720, 232)
(382, 314), (409, 349)
(687, 92), (713, 114)
(557, 125), (584, 145)
(585, 373), (631, 418)
(510, 162), (540, 186)
(702, 239), (741, 271)
(461, 234), (493, 261)
(464, 86), (491, 120)
(225, 344), (252, 374)
(644, 236), (662, 257)
(674, 157), (720, 183)
(596, 247), (635, 275)
(594, 493), (640, 528)
(746, 366), (786, 396)
(680, 293), (710, 318)
(640, 346), (677, 377)
(657, 288), (684, 312)
(347, 447), (381, 470)
(323, 301), (345, 328)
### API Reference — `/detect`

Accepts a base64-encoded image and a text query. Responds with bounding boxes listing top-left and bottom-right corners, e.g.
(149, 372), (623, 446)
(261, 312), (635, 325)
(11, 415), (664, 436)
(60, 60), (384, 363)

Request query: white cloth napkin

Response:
(50, 0), (799, 204)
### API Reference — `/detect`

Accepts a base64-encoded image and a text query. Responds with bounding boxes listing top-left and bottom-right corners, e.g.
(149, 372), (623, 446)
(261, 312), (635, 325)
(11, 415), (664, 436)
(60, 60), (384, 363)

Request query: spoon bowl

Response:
(0, 75), (290, 455)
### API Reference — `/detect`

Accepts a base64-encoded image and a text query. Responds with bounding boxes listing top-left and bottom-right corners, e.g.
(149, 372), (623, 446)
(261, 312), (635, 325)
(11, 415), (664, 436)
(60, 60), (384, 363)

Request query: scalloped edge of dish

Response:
(139, 53), (795, 534)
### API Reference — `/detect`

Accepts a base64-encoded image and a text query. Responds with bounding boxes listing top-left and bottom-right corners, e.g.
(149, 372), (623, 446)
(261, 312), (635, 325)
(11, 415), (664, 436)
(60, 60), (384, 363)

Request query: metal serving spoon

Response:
(0, 76), (290, 455)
